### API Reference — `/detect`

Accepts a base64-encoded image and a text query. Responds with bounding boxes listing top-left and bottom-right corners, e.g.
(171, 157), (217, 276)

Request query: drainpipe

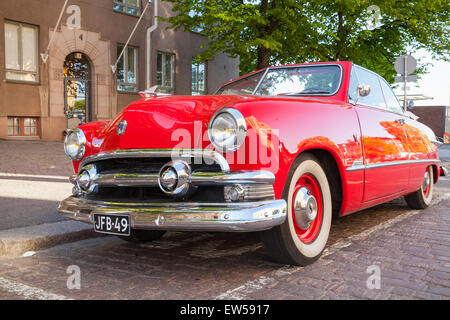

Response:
(146, 0), (159, 89)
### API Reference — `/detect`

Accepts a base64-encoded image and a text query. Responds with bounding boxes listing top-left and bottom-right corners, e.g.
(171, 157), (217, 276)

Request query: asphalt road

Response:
(0, 140), (73, 231)
(0, 175), (73, 231)
(439, 144), (450, 162)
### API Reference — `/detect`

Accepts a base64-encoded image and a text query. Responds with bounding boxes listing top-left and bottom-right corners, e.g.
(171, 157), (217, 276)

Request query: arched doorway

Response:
(63, 52), (91, 129)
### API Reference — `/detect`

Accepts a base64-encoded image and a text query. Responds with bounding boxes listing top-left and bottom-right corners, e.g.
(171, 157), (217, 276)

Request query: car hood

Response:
(95, 95), (256, 152)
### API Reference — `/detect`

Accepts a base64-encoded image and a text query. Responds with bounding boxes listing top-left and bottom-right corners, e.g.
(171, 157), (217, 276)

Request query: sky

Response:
(393, 49), (450, 107)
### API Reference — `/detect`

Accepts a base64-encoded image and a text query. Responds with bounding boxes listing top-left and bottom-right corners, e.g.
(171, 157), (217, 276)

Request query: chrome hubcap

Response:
(294, 186), (318, 229)
(422, 171), (431, 191)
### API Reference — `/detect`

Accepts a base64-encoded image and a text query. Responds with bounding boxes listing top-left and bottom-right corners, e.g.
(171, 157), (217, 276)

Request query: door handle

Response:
(395, 119), (405, 126)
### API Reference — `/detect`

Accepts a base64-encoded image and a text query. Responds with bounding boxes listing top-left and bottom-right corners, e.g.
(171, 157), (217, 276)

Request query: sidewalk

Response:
(0, 140), (72, 176)
(0, 140), (96, 256)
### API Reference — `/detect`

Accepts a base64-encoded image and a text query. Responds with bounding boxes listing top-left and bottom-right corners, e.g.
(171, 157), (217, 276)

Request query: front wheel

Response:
(404, 166), (434, 209)
(260, 154), (332, 266)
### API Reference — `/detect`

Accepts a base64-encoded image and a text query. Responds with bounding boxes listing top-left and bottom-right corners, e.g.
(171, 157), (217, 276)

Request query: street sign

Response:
(394, 54), (417, 75)
(394, 54), (417, 111)
(395, 75), (417, 83)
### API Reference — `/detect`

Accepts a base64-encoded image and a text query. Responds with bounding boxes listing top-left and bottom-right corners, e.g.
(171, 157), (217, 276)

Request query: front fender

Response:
(227, 98), (364, 215)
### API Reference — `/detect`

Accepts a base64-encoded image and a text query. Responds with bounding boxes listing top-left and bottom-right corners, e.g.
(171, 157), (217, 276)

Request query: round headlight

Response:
(208, 108), (247, 152)
(64, 129), (86, 161)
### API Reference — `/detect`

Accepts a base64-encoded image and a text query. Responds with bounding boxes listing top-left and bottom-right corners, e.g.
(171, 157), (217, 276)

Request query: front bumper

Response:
(58, 196), (287, 232)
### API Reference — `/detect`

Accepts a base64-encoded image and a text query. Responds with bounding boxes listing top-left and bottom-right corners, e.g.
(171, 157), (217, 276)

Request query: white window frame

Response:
(113, 0), (141, 17)
(4, 21), (39, 83)
(117, 44), (138, 92)
(191, 61), (206, 95)
(157, 51), (175, 93)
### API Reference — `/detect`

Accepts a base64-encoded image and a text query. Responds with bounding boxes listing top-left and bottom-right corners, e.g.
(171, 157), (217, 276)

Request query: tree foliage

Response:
(163, 0), (449, 82)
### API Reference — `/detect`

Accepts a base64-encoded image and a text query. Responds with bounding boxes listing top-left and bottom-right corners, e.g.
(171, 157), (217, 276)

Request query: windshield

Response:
(216, 71), (264, 95)
(217, 65), (342, 96)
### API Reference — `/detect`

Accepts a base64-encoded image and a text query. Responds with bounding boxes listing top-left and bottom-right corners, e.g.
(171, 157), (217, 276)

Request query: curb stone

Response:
(0, 221), (103, 257)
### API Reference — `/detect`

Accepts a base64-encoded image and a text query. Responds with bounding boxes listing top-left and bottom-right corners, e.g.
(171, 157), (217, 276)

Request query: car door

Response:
(378, 77), (438, 193)
(352, 66), (410, 201)
(402, 117), (438, 191)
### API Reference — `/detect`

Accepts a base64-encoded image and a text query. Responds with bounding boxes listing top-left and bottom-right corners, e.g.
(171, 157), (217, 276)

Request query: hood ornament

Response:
(139, 86), (172, 100)
(117, 120), (127, 136)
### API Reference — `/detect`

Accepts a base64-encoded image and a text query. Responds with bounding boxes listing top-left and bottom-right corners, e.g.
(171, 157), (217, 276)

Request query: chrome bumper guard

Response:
(58, 197), (287, 232)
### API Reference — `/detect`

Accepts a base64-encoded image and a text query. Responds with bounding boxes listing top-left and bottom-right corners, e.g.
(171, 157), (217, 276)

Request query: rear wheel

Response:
(118, 229), (166, 243)
(404, 166), (434, 209)
(260, 154), (332, 266)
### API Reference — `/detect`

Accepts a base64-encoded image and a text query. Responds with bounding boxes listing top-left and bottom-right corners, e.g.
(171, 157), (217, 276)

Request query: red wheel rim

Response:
(291, 173), (323, 244)
(422, 167), (431, 197)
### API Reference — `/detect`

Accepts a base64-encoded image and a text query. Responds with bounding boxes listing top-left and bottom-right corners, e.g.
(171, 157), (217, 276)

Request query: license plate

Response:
(93, 213), (130, 236)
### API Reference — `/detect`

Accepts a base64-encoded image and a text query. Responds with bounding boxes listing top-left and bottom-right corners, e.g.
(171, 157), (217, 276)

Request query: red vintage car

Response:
(59, 61), (446, 266)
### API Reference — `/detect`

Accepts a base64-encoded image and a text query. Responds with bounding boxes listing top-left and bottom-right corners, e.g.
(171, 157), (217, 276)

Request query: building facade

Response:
(0, 0), (239, 141)
(410, 105), (450, 140)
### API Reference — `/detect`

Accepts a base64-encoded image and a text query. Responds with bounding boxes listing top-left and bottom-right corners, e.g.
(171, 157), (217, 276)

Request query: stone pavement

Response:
(0, 140), (72, 176)
(0, 178), (448, 300)
(0, 140), (449, 299)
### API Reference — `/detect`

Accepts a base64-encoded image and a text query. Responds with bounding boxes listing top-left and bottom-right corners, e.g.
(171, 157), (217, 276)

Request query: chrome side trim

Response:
(432, 139), (443, 147)
(58, 196), (287, 232)
(80, 149), (230, 173)
(347, 159), (441, 172)
(88, 170), (275, 188)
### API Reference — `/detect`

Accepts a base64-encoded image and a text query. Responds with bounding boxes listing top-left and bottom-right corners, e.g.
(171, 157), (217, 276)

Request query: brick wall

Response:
(411, 106), (446, 138)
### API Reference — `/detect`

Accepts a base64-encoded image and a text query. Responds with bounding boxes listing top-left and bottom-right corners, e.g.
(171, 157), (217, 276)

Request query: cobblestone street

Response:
(0, 140), (449, 300)
(0, 176), (449, 300)
(0, 140), (72, 176)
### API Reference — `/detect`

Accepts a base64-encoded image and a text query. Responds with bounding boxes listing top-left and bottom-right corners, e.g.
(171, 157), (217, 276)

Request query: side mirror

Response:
(357, 84), (371, 97)
(355, 84), (370, 105)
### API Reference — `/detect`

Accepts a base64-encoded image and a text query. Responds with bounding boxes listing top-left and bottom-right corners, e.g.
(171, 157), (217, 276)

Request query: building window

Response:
(8, 117), (39, 136)
(192, 61), (206, 95)
(157, 52), (175, 93)
(4, 21), (39, 82)
(113, 0), (140, 16)
(117, 44), (138, 92)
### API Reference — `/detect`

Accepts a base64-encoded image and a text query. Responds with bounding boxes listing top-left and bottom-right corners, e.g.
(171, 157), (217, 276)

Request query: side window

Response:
(379, 78), (403, 114)
(348, 67), (359, 103)
(354, 67), (386, 110)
